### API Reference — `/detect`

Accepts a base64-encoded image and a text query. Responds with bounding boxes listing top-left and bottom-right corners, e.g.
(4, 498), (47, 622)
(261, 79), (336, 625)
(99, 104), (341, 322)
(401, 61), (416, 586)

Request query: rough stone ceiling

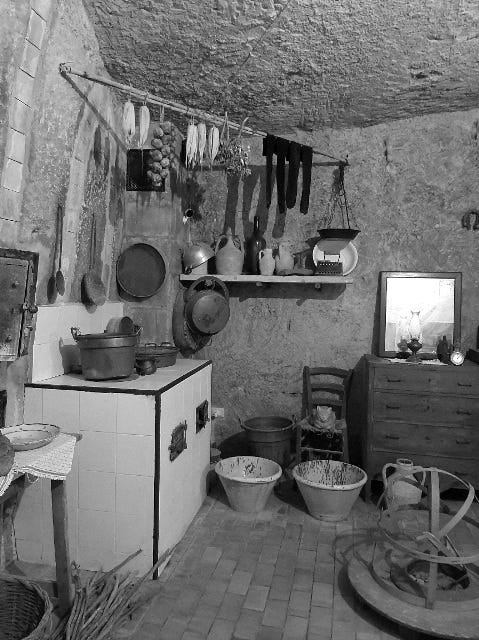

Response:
(84, 0), (479, 134)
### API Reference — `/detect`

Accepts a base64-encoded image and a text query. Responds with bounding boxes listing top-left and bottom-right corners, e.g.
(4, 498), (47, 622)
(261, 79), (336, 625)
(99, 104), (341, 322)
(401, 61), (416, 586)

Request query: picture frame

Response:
(378, 271), (462, 358)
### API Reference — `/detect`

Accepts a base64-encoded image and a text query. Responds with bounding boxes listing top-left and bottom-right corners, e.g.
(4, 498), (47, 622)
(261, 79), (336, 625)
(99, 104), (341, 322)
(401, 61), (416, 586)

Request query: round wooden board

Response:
(348, 556), (479, 639)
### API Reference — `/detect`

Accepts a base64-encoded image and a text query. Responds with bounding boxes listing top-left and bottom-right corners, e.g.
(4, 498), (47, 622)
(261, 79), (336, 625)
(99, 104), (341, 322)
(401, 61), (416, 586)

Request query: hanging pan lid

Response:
(117, 243), (166, 298)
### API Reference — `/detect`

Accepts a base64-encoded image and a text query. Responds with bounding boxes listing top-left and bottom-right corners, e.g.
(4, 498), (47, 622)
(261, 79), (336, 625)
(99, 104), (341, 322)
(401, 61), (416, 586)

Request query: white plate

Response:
(312, 240), (358, 276)
(2, 423), (60, 451)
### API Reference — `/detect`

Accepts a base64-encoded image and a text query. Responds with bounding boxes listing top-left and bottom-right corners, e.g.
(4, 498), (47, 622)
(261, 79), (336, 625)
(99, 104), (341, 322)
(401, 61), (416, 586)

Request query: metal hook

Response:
(461, 210), (479, 230)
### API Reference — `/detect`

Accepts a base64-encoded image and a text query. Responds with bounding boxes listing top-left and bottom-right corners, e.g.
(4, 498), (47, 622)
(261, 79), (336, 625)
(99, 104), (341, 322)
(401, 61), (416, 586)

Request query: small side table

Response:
(0, 432), (79, 615)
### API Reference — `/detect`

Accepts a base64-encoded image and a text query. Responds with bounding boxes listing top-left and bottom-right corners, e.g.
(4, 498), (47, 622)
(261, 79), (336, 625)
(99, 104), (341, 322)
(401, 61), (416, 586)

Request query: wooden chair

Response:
(296, 366), (351, 464)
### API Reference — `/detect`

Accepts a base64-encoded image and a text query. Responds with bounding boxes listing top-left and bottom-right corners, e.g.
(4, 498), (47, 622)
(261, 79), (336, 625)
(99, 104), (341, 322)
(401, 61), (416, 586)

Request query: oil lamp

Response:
(406, 310), (422, 363)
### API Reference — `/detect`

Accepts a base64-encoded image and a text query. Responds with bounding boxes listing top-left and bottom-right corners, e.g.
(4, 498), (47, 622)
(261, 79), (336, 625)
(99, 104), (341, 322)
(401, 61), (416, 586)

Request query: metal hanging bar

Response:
(58, 63), (348, 167)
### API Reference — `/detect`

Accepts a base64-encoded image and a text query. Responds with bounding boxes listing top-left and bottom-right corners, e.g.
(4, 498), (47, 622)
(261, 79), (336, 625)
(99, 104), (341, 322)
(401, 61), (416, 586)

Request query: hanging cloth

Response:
(286, 141), (302, 209)
(300, 145), (313, 214)
(275, 137), (290, 214)
(262, 134), (276, 208)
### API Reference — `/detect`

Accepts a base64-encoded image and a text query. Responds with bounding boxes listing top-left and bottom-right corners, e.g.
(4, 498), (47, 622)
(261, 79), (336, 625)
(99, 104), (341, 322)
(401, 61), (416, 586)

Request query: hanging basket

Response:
(0, 575), (52, 640)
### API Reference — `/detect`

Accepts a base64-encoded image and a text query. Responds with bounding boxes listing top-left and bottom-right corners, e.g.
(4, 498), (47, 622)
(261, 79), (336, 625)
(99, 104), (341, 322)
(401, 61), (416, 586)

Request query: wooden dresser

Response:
(347, 354), (479, 500)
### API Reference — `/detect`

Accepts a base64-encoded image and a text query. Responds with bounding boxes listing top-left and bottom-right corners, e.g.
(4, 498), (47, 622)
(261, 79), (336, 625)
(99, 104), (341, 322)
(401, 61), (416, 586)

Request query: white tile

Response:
(15, 539), (43, 563)
(113, 551), (151, 576)
(100, 302), (125, 328)
(77, 546), (117, 572)
(23, 387), (43, 423)
(67, 505), (78, 560)
(59, 304), (80, 342)
(116, 395), (155, 435)
(116, 434), (154, 476)
(79, 470), (115, 511)
(31, 0), (53, 20)
(77, 431), (116, 473)
(78, 509), (115, 551)
(115, 474), (153, 515)
(76, 305), (102, 334)
(33, 305), (60, 345)
(42, 388), (80, 431)
(6, 128), (26, 163)
(66, 464), (78, 508)
(12, 498), (43, 540)
(13, 69), (34, 106)
(79, 392), (117, 432)
(115, 512), (148, 555)
(26, 9), (46, 48)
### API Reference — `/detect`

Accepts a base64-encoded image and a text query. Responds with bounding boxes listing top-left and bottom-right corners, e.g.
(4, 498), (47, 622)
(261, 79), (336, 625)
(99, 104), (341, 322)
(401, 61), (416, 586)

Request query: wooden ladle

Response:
(82, 213), (106, 306)
(55, 203), (65, 296)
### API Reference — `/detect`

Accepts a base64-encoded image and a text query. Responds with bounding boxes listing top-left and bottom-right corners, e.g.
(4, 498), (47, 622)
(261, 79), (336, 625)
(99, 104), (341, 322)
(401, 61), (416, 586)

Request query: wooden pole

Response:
(58, 63), (348, 166)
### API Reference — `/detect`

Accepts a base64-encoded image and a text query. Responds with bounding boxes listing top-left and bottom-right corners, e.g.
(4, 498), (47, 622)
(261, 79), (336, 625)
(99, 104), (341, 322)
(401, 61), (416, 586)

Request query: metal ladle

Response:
(55, 203), (65, 295)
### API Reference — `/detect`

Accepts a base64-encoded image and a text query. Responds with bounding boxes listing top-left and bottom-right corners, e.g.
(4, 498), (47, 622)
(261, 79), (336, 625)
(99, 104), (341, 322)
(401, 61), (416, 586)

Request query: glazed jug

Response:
(259, 248), (275, 276)
(274, 241), (294, 275)
(215, 228), (244, 275)
(382, 458), (425, 507)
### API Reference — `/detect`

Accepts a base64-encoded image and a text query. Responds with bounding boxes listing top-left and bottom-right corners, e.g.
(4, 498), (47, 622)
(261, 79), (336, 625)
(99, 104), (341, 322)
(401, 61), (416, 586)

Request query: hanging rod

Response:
(59, 63), (348, 167)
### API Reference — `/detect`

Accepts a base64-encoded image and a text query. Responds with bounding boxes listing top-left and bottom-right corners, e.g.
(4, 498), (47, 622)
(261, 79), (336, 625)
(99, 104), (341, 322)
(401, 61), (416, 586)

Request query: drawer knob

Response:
(456, 409), (472, 416)
(455, 439), (471, 445)
(457, 382), (472, 388)
(385, 404), (401, 410)
(385, 434), (400, 440)
(387, 378), (403, 383)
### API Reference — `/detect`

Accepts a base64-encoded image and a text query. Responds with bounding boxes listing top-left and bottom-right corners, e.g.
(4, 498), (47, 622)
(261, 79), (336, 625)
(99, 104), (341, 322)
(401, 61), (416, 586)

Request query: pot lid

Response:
(117, 243), (166, 298)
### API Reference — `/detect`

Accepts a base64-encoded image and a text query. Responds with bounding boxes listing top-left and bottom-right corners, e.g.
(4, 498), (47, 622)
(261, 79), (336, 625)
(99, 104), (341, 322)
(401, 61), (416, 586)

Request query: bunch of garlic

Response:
(147, 121), (178, 188)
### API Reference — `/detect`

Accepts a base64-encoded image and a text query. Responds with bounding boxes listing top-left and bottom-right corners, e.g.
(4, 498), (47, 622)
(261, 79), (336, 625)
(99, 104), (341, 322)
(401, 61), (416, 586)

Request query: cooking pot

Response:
(184, 276), (230, 335)
(71, 326), (141, 380)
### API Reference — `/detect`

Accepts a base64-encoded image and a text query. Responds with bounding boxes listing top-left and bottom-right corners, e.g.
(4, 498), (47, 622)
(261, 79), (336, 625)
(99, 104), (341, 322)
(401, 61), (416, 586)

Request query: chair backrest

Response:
(302, 366), (351, 419)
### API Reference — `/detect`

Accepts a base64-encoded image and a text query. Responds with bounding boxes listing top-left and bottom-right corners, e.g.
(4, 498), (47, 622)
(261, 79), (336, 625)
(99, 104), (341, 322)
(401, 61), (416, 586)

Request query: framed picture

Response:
(378, 272), (462, 358)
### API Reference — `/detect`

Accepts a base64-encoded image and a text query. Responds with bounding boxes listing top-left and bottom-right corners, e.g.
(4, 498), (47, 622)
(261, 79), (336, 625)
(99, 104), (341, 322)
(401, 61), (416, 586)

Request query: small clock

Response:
(450, 349), (465, 366)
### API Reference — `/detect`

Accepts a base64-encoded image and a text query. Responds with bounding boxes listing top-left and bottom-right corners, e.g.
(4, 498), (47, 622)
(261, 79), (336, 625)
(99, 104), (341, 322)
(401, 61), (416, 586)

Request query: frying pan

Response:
(184, 276), (230, 335)
(117, 243), (166, 298)
(82, 214), (106, 306)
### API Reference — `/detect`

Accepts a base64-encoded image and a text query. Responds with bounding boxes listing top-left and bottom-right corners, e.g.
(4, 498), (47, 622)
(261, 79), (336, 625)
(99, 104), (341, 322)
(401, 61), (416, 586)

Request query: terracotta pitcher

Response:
(382, 458), (425, 507)
(274, 241), (294, 275)
(215, 228), (244, 275)
(259, 248), (275, 275)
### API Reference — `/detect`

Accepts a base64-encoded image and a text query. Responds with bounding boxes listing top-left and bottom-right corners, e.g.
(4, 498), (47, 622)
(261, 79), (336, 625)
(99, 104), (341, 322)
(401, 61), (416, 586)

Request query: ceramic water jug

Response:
(215, 228), (244, 275)
(274, 241), (294, 274)
(259, 248), (275, 276)
(382, 458), (425, 507)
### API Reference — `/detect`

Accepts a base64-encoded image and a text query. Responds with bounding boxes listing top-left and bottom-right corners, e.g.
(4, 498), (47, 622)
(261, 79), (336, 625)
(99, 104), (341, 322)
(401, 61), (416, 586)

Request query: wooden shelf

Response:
(179, 274), (353, 288)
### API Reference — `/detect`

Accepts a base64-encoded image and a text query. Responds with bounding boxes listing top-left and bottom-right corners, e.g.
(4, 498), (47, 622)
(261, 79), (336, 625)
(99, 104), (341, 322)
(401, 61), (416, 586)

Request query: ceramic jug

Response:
(382, 458), (425, 507)
(274, 241), (294, 275)
(215, 228), (244, 275)
(259, 248), (275, 276)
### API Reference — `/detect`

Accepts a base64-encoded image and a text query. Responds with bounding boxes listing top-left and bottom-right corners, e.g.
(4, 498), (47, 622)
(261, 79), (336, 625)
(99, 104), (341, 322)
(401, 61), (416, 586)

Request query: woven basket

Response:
(0, 575), (52, 640)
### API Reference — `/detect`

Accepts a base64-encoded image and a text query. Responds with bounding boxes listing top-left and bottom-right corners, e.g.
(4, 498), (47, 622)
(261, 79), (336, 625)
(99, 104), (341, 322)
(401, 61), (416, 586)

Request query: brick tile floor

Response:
(117, 479), (476, 640)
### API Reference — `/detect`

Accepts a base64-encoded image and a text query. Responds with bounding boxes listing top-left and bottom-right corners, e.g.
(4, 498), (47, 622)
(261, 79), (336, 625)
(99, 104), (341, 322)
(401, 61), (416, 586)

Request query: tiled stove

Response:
(15, 359), (212, 575)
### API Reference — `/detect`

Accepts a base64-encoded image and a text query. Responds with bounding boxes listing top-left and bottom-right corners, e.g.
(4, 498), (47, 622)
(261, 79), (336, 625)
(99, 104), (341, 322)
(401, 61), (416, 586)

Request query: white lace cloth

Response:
(0, 433), (77, 497)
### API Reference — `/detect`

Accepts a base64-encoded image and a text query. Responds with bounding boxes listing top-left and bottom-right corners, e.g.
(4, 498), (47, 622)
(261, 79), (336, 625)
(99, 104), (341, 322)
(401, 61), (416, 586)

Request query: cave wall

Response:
(188, 109), (479, 441)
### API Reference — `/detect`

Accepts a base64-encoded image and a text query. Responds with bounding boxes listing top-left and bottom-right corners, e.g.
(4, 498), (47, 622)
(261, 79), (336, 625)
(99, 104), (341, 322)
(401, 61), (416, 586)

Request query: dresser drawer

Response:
(371, 421), (479, 459)
(368, 451), (479, 488)
(373, 391), (479, 426)
(373, 366), (479, 395)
